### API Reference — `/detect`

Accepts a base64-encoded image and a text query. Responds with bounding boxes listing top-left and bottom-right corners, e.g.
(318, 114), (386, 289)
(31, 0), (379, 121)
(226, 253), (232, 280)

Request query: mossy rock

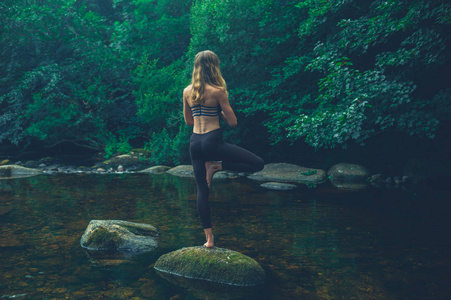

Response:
(80, 220), (159, 252)
(139, 165), (171, 174)
(166, 165), (194, 177)
(327, 163), (370, 182)
(248, 163), (326, 184)
(86, 226), (123, 249)
(154, 246), (265, 286)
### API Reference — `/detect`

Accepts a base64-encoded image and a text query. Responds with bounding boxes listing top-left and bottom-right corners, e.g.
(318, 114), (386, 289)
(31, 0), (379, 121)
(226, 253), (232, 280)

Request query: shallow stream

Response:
(1, 173), (449, 299)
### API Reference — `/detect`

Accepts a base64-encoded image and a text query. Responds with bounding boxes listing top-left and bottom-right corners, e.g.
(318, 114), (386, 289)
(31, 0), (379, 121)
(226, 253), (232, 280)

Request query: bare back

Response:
(183, 84), (237, 134)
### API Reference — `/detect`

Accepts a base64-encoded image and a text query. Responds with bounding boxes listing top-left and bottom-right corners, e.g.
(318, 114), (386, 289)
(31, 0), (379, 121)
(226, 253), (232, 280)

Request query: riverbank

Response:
(2, 151), (449, 191)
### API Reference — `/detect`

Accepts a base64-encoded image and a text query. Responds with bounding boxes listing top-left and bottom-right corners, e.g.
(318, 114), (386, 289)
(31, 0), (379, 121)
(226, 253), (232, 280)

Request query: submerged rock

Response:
(260, 182), (297, 190)
(328, 163), (370, 182)
(248, 163), (326, 185)
(0, 165), (43, 178)
(80, 220), (159, 253)
(154, 246), (265, 286)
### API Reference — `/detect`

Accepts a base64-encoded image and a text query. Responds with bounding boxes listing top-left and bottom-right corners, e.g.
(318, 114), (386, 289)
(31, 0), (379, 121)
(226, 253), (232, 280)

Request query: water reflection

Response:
(0, 174), (449, 299)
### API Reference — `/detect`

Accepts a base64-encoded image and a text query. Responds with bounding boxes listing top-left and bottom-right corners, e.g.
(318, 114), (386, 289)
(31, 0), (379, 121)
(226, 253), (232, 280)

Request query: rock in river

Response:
(154, 246), (265, 286)
(139, 165), (171, 174)
(327, 163), (370, 182)
(80, 220), (159, 253)
(167, 165), (194, 177)
(327, 163), (370, 189)
(248, 163), (326, 185)
(0, 165), (43, 178)
(260, 182), (297, 190)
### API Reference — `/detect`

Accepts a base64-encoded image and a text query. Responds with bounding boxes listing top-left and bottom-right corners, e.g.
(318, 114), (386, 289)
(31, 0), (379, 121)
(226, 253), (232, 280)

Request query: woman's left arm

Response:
(183, 88), (194, 126)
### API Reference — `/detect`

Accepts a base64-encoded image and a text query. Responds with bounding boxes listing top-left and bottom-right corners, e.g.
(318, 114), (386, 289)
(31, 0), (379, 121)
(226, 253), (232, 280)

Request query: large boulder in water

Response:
(327, 163), (370, 189)
(327, 163), (370, 182)
(248, 163), (326, 185)
(167, 165), (194, 177)
(80, 220), (159, 253)
(139, 165), (171, 174)
(154, 246), (265, 286)
(0, 165), (43, 178)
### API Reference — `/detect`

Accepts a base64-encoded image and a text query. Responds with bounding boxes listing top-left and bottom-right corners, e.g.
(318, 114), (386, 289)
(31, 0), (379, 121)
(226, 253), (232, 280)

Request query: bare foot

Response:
(203, 228), (214, 248)
(204, 236), (214, 248)
(205, 161), (222, 189)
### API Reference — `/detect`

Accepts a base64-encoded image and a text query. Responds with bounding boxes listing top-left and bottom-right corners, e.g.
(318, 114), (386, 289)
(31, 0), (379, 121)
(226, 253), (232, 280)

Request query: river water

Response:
(0, 173), (449, 299)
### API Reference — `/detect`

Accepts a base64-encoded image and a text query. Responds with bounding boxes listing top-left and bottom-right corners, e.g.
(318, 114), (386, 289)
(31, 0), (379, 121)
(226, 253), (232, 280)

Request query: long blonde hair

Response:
(190, 50), (227, 105)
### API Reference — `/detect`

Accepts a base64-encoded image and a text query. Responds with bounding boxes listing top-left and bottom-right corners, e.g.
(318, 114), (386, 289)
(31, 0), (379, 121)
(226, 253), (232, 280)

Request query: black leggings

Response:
(190, 128), (264, 229)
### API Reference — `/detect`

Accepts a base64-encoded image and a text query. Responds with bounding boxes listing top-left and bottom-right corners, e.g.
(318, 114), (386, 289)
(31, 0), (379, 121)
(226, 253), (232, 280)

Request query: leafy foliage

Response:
(1, 0), (450, 164)
(286, 0), (451, 148)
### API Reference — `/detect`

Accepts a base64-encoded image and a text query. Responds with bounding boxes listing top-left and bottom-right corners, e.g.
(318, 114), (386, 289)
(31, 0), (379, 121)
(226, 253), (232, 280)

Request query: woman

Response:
(183, 50), (264, 248)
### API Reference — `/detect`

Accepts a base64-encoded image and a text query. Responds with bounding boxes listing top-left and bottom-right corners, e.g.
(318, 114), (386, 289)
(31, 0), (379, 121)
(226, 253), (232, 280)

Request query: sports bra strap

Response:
(191, 104), (222, 117)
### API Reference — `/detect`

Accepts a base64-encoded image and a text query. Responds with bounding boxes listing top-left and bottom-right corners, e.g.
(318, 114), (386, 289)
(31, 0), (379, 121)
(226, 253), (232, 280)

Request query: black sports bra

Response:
(191, 104), (222, 117)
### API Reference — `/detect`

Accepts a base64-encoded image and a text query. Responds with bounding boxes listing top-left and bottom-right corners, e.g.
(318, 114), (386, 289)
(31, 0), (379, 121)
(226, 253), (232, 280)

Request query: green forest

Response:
(1, 0), (450, 169)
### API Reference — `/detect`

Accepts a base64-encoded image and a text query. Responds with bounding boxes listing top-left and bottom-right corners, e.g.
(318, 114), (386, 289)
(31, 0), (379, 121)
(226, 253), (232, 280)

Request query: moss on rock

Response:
(86, 226), (123, 250)
(248, 163), (326, 185)
(166, 165), (194, 177)
(139, 165), (171, 174)
(327, 163), (370, 182)
(80, 220), (159, 252)
(154, 246), (265, 286)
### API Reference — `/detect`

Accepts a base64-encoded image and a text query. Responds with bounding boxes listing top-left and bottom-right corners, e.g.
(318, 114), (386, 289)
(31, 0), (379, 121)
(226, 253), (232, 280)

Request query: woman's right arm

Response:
(183, 88), (194, 126)
(216, 89), (237, 127)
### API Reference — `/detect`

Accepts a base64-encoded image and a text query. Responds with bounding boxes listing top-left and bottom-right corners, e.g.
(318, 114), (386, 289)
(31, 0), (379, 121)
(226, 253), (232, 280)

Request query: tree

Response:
(130, 0), (192, 164)
(286, 0), (451, 148)
(1, 0), (143, 153)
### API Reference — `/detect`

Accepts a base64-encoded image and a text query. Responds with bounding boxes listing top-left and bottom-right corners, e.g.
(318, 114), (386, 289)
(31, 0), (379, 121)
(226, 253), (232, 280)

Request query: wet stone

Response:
(167, 165), (194, 177)
(248, 163), (326, 185)
(154, 246), (265, 286)
(0, 165), (43, 178)
(213, 171), (228, 179)
(327, 163), (370, 182)
(260, 182), (297, 190)
(139, 165), (171, 174)
(80, 220), (159, 253)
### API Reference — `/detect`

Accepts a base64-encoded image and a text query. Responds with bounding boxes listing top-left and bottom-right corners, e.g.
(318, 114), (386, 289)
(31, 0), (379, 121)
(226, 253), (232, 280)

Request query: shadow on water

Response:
(0, 173), (450, 299)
